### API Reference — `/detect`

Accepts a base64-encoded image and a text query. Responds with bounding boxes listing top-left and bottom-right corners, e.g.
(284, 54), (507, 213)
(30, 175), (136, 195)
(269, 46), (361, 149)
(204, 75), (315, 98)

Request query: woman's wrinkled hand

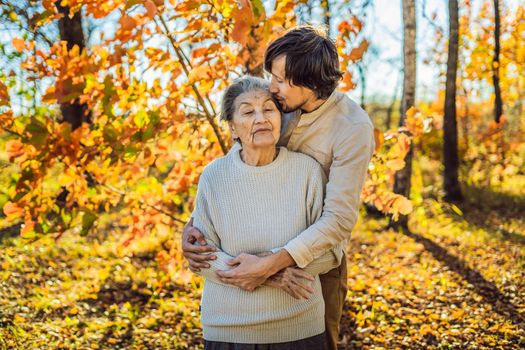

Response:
(265, 267), (315, 299)
(216, 253), (271, 291)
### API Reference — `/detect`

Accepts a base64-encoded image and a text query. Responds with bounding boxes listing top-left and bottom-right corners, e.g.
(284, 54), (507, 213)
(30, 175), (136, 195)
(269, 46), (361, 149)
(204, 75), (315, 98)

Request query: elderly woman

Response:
(191, 76), (340, 349)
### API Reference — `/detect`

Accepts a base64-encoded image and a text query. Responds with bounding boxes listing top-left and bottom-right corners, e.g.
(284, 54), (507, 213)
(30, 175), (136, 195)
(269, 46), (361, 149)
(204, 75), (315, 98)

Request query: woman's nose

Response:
(254, 109), (265, 122)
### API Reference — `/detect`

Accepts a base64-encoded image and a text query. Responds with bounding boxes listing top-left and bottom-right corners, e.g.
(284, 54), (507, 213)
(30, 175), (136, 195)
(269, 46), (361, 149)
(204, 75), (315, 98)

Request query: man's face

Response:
(269, 55), (314, 113)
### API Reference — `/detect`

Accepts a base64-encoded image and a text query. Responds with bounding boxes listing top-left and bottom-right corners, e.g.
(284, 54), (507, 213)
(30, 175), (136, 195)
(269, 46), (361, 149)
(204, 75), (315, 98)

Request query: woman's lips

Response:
(253, 128), (272, 134)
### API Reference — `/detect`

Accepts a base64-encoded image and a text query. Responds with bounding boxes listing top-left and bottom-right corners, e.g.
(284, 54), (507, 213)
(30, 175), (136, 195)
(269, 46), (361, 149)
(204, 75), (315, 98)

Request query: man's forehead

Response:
(270, 55), (286, 76)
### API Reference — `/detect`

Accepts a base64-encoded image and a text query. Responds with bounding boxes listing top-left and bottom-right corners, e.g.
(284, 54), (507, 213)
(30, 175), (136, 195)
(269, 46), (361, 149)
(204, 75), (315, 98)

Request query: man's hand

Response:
(265, 267), (315, 300)
(182, 218), (217, 272)
(216, 253), (273, 291)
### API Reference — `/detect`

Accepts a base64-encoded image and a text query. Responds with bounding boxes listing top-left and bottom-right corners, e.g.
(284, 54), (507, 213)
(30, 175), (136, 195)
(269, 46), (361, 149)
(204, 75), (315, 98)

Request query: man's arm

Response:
(181, 217), (217, 272)
(282, 122), (375, 268)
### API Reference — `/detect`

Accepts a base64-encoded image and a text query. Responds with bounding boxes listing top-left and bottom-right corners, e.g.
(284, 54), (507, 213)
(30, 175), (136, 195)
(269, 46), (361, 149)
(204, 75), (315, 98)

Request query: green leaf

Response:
(251, 0), (265, 18)
(81, 209), (97, 236)
(103, 124), (118, 143)
(24, 118), (48, 147)
(142, 125), (155, 142)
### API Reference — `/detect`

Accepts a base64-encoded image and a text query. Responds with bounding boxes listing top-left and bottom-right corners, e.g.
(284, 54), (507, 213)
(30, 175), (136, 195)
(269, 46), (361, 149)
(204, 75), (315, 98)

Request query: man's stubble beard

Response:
(275, 96), (309, 113)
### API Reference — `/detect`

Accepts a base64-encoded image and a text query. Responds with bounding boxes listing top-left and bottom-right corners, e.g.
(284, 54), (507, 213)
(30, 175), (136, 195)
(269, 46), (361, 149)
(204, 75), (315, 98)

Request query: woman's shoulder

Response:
(199, 154), (233, 182)
(284, 149), (323, 174)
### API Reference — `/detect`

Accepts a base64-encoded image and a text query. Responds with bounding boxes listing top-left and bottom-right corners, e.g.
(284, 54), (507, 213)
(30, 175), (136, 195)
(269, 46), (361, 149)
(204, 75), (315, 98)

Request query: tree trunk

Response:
(492, 0), (503, 123)
(386, 72), (402, 130)
(443, 0), (463, 202)
(392, 0), (416, 230)
(56, 2), (91, 130)
(321, 0), (331, 32)
(357, 63), (366, 110)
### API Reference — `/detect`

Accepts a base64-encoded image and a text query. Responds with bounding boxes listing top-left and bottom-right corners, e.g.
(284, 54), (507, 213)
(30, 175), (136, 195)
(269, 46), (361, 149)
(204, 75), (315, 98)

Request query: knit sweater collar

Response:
(230, 146), (288, 173)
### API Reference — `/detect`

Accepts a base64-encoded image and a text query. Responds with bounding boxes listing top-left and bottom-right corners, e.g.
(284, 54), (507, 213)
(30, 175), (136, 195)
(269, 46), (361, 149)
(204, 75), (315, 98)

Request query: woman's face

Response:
(230, 89), (281, 149)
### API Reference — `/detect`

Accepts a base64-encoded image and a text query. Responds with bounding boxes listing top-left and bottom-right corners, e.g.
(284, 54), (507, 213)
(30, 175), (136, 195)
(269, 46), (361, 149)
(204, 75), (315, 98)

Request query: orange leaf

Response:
(0, 81), (9, 106)
(340, 72), (355, 92)
(188, 65), (211, 82)
(3, 202), (24, 218)
(349, 40), (368, 61)
(144, 0), (157, 19)
(6, 139), (24, 161)
(120, 15), (137, 32)
(394, 196), (413, 215)
(191, 47), (209, 58)
(12, 38), (25, 52)
(352, 16), (363, 33)
(338, 20), (352, 35)
(231, 0), (253, 46)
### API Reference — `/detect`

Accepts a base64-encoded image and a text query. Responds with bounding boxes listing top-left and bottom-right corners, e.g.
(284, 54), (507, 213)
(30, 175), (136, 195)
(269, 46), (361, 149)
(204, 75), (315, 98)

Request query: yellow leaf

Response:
(14, 314), (26, 323)
(386, 158), (405, 171)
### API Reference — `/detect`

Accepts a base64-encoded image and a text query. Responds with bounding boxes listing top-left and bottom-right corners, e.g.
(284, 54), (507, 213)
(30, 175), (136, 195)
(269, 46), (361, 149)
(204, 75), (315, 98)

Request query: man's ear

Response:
(229, 122), (238, 139)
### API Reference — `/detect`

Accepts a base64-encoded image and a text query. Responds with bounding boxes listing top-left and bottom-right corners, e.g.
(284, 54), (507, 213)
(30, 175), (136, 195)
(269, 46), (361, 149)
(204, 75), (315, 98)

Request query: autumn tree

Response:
(391, 0), (416, 229)
(443, 0), (462, 202)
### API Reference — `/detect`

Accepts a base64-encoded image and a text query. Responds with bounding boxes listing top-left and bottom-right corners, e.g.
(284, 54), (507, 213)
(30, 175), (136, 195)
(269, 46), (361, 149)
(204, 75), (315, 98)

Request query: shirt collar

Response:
(296, 90), (341, 127)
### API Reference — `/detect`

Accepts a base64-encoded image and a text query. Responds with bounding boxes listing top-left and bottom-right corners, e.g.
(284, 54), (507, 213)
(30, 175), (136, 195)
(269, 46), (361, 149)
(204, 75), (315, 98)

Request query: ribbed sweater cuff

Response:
(283, 239), (313, 268)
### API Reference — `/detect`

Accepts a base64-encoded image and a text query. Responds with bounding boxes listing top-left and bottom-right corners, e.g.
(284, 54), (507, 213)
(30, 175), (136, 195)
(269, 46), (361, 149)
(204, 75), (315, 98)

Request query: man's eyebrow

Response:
(272, 72), (284, 80)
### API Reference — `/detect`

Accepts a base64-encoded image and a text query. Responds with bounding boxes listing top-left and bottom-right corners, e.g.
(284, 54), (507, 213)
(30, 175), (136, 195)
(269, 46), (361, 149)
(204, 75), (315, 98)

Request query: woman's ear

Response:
(229, 122), (238, 139)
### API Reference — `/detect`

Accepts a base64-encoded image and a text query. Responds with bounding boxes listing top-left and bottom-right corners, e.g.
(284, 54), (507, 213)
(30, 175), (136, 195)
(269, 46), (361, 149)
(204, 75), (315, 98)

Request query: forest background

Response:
(0, 0), (524, 349)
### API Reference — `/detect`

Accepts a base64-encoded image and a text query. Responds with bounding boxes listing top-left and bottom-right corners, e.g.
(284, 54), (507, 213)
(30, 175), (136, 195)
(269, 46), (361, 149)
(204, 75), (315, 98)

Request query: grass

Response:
(0, 141), (523, 348)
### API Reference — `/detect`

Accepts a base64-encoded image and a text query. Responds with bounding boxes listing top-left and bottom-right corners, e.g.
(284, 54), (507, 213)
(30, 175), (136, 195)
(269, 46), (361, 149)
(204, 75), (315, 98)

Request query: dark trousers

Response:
(203, 332), (326, 350)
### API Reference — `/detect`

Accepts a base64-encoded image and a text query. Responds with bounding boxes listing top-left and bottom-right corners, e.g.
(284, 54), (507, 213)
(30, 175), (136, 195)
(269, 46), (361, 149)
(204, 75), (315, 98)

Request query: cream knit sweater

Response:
(192, 146), (341, 343)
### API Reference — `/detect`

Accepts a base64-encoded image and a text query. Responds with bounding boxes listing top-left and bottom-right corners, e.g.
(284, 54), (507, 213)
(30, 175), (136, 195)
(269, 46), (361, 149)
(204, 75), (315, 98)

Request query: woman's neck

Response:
(240, 147), (278, 166)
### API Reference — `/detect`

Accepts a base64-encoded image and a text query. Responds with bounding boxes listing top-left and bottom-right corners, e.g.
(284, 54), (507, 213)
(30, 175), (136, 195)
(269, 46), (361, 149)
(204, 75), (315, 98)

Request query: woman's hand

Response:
(181, 218), (217, 272)
(265, 267), (315, 299)
(217, 250), (297, 291)
(216, 253), (273, 291)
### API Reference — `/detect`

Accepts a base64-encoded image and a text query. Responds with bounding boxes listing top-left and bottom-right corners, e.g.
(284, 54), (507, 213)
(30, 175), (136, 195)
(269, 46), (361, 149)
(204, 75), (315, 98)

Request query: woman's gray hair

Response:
(219, 76), (272, 122)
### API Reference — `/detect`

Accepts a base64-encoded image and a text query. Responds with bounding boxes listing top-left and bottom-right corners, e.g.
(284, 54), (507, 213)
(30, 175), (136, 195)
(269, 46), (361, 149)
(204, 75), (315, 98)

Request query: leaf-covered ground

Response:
(1, 182), (524, 349)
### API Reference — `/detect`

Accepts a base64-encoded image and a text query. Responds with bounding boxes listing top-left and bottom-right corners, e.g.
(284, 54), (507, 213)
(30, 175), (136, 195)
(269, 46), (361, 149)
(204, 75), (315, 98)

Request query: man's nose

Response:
(269, 79), (278, 94)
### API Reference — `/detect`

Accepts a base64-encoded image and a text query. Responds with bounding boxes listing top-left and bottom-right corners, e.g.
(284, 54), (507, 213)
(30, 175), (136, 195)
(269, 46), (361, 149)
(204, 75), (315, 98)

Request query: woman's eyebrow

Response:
(238, 102), (253, 107)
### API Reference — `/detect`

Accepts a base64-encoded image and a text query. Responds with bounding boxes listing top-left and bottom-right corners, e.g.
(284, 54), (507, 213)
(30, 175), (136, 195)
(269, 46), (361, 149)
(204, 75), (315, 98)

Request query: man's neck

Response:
(300, 96), (328, 113)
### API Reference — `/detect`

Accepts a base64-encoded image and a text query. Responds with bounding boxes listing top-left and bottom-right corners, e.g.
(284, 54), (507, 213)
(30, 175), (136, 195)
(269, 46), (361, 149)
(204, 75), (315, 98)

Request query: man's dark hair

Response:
(264, 25), (343, 99)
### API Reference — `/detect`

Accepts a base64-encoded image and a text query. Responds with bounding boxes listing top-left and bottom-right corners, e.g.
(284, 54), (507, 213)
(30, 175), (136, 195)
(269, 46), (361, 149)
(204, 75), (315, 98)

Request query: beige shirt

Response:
(277, 90), (375, 268)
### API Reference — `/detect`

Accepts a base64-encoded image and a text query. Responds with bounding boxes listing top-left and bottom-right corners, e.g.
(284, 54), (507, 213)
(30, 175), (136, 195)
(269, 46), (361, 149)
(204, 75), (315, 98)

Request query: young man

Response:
(182, 25), (375, 349)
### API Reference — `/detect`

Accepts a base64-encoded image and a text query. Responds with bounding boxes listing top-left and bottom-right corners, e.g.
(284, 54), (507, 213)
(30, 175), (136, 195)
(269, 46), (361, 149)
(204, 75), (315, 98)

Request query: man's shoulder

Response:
(332, 91), (373, 127)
